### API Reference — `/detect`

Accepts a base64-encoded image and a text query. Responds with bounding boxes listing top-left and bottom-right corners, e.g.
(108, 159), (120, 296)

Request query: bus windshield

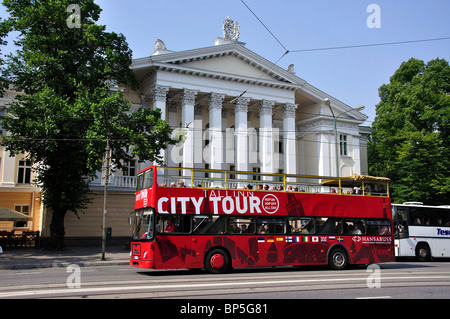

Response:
(132, 208), (154, 240)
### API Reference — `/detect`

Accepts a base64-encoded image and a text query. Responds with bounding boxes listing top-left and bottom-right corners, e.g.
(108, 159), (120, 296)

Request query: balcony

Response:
(110, 175), (137, 188)
(91, 173), (137, 190)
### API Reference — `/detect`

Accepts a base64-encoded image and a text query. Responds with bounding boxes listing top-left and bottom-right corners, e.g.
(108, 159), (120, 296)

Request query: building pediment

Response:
(132, 43), (305, 91)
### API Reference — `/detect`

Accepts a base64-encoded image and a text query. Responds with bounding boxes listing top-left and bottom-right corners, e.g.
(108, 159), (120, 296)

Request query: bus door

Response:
(154, 214), (194, 269)
(393, 207), (410, 256)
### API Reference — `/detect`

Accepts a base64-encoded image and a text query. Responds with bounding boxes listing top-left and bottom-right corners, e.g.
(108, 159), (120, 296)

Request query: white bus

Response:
(393, 202), (450, 261)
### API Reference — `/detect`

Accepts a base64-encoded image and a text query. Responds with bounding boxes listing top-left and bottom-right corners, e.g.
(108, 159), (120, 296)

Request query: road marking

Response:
(1, 275), (449, 298)
(357, 296), (392, 299)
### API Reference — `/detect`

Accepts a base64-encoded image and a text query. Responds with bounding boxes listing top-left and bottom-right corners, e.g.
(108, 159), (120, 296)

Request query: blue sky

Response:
(2, 0), (449, 124)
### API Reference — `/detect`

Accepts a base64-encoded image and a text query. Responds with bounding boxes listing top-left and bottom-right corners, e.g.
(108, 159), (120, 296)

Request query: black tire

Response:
(415, 243), (431, 262)
(204, 248), (230, 274)
(328, 247), (348, 270)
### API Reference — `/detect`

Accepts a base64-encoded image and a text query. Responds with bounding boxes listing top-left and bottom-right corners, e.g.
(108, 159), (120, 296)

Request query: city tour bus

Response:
(393, 202), (450, 261)
(130, 166), (394, 273)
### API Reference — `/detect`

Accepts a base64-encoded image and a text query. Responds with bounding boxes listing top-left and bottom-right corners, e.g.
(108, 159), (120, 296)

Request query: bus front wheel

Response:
(415, 243), (431, 262)
(205, 248), (230, 274)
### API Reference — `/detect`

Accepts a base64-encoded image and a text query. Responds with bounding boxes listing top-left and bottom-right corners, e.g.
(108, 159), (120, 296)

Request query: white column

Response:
(167, 101), (178, 168)
(151, 85), (169, 168)
(181, 89), (197, 174)
(209, 92), (225, 175)
(283, 103), (298, 176)
(318, 133), (331, 177)
(193, 106), (203, 169)
(235, 97), (250, 173)
(259, 100), (275, 177)
(152, 85), (169, 120)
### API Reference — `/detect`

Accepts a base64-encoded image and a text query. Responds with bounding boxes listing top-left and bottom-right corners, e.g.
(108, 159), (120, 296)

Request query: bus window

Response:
(287, 217), (314, 234)
(409, 207), (429, 226)
(343, 218), (366, 235)
(256, 217), (285, 234)
(367, 220), (391, 236)
(143, 168), (154, 189)
(393, 208), (409, 238)
(228, 217), (254, 234)
(156, 215), (191, 233)
(193, 215), (226, 234)
(435, 209), (450, 227)
(316, 217), (343, 235)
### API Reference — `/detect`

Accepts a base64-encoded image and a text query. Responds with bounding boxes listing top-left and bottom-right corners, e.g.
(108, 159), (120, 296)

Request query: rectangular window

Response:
(14, 205), (30, 228)
(156, 215), (191, 234)
(122, 160), (136, 176)
(228, 217), (254, 234)
(315, 217), (343, 235)
(17, 159), (32, 184)
(339, 135), (348, 156)
(343, 218), (366, 235)
(287, 217), (315, 234)
(192, 215), (226, 234)
(143, 168), (153, 189)
(256, 217), (285, 234)
(366, 220), (391, 236)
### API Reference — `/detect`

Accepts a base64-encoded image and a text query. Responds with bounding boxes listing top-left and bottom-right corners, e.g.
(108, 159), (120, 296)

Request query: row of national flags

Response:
(257, 236), (344, 243)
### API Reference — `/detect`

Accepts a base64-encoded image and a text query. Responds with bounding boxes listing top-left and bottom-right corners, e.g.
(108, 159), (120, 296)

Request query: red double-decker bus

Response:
(130, 166), (394, 273)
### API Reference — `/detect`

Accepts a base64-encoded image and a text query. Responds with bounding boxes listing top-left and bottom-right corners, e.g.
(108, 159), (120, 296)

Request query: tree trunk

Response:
(48, 208), (67, 250)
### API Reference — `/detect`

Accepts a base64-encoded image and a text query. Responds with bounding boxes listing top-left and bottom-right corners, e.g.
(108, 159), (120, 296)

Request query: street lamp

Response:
(323, 98), (365, 178)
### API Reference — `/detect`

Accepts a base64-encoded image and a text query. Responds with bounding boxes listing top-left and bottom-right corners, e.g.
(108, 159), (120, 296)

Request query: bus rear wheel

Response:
(328, 248), (348, 270)
(205, 248), (230, 274)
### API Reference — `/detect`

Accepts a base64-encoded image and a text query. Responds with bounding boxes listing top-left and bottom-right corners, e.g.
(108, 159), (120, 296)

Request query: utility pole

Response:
(101, 106), (111, 261)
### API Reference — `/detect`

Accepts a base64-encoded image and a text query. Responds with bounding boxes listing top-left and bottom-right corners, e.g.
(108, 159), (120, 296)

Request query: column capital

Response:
(283, 103), (298, 119)
(235, 97), (250, 113)
(140, 95), (152, 108)
(259, 100), (275, 116)
(151, 85), (170, 103)
(182, 89), (198, 106)
(209, 92), (225, 111)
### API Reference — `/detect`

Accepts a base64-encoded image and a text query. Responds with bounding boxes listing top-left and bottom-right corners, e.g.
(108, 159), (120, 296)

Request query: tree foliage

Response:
(369, 57), (450, 205)
(0, 0), (179, 248)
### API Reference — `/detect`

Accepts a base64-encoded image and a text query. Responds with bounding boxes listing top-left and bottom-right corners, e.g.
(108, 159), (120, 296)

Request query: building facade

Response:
(0, 90), (43, 233)
(1, 20), (369, 240)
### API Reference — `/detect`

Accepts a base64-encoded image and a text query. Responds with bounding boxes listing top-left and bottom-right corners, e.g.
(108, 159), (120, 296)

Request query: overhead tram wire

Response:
(289, 36), (450, 53)
(230, 0), (291, 104)
(240, 0), (290, 55)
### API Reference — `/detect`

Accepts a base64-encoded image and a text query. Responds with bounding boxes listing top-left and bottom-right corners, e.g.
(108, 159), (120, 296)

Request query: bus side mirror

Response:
(128, 211), (134, 226)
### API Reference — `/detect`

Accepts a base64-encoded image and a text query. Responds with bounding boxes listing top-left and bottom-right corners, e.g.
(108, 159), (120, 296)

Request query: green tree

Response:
(0, 0), (179, 249)
(369, 57), (450, 205)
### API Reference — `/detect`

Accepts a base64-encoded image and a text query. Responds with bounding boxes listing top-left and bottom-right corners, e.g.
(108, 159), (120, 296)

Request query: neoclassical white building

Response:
(123, 23), (369, 181)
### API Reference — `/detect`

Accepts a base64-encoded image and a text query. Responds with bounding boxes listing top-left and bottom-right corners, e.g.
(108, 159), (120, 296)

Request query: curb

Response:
(0, 260), (130, 270)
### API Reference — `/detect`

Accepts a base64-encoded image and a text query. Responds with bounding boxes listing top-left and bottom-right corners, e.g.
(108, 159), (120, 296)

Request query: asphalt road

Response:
(1, 261), (450, 300)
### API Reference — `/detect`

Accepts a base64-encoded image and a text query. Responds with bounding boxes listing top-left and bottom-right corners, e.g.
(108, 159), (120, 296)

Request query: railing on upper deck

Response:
(153, 166), (390, 197)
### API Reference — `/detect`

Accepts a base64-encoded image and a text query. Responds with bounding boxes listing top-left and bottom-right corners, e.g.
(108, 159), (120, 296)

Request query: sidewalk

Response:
(0, 244), (130, 270)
